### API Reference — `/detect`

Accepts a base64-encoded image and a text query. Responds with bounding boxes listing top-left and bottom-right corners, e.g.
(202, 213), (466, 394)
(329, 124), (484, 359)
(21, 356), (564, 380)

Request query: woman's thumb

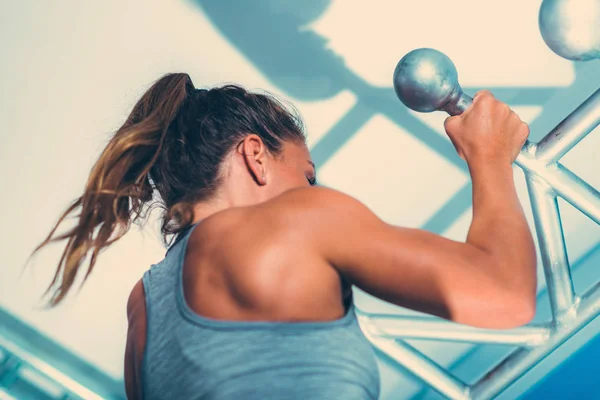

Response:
(444, 115), (460, 136)
(444, 116), (466, 160)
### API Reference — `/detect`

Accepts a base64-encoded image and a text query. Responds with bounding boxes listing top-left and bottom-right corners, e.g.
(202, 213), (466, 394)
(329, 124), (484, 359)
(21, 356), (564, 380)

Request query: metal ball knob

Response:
(539, 0), (600, 61)
(393, 48), (472, 116)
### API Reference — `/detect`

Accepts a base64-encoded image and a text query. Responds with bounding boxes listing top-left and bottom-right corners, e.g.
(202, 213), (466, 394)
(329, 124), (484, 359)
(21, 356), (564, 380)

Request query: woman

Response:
(32, 73), (536, 399)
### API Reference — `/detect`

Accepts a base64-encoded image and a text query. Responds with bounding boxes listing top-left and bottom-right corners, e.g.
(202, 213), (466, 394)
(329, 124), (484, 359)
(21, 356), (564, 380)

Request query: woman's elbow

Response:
(452, 290), (537, 329)
(495, 295), (536, 329)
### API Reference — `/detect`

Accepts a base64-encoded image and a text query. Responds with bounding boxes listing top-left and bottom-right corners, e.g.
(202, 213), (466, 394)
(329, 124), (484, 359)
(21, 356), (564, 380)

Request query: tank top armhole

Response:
(140, 270), (152, 400)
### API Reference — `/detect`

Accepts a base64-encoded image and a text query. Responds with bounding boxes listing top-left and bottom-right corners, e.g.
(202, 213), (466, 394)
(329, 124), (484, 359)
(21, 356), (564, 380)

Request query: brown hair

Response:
(30, 73), (305, 306)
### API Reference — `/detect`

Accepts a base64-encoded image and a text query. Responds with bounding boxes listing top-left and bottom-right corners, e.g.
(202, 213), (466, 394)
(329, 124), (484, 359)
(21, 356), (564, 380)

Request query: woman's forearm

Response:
(466, 159), (537, 298)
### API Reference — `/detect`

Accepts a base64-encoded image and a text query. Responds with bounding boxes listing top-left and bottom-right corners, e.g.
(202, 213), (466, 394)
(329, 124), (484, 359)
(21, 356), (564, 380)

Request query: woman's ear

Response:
(238, 134), (268, 185)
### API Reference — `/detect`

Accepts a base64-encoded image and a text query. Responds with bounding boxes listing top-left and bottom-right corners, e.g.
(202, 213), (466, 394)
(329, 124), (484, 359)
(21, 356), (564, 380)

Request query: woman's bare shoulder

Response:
(185, 189), (347, 318)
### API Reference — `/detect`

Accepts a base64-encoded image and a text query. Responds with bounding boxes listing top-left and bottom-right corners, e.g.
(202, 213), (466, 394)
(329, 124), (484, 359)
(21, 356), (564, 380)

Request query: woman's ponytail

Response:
(29, 73), (194, 306)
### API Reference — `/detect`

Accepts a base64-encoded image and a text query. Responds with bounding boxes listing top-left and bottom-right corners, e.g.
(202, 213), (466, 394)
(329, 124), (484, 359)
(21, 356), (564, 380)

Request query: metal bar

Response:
(526, 176), (576, 323)
(0, 353), (21, 389)
(535, 88), (600, 164)
(384, 53), (600, 400)
(359, 313), (551, 347)
(541, 163), (600, 226)
(0, 339), (104, 400)
(514, 141), (539, 171)
(359, 317), (470, 400)
(0, 388), (17, 400)
(512, 154), (600, 226)
(470, 279), (600, 400)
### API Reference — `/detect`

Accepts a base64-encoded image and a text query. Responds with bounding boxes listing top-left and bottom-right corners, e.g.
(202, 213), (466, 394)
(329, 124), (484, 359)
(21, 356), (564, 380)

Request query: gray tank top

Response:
(141, 222), (380, 399)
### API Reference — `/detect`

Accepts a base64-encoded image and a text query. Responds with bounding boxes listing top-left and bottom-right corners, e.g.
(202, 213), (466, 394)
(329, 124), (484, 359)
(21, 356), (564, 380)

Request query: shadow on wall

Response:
(189, 0), (471, 202)
(191, 0), (343, 101)
(187, 0), (591, 238)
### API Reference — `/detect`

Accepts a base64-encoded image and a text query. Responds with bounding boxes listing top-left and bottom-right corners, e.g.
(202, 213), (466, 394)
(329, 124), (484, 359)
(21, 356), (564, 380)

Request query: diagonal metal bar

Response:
(0, 388), (18, 400)
(361, 81), (600, 399)
(526, 176), (576, 323)
(470, 279), (600, 400)
(535, 88), (600, 164)
(0, 338), (104, 400)
(543, 163), (600, 226)
(514, 159), (600, 226)
(0, 353), (22, 389)
(359, 316), (470, 400)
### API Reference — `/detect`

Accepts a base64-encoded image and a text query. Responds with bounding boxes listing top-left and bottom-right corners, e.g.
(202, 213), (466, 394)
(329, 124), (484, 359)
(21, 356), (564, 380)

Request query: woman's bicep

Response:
(310, 191), (528, 328)
(330, 222), (486, 318)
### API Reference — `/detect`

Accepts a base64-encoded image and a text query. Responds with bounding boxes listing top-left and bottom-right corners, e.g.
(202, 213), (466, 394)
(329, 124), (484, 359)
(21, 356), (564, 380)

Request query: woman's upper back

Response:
(126, 183), (536, 398)
(180, 203), (353, 324)
(126, 195), (380, 399)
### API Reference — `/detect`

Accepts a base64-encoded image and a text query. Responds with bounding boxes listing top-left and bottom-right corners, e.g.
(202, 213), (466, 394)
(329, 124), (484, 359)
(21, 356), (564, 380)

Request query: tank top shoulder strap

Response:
(143, 222), (202, 323)
(141, 222), (203, 393)
(165, 222), (201, 256)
